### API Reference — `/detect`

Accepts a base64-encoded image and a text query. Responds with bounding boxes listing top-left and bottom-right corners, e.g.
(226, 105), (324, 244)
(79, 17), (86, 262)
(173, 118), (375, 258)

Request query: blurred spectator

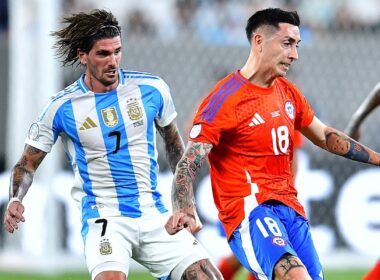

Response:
(125, 8), (156, 37)
(0, 0), (8, 32)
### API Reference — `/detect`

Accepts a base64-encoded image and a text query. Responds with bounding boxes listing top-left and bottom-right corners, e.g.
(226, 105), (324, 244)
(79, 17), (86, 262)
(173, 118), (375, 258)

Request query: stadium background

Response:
(0, 0), (379, 279)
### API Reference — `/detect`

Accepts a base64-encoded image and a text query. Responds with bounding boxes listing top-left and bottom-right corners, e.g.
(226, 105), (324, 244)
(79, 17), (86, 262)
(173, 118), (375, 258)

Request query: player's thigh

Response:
(287, 215), (323, 279)
(84, 217), (137, 280)
(229, 205), (297, 280)
(274, 254), (311, 280)
(135, 213), (211, 279)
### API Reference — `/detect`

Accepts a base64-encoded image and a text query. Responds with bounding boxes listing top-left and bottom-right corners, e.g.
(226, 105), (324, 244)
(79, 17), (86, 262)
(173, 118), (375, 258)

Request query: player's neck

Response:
(84, 75), (119, 93)
(240, 64), (275, 88)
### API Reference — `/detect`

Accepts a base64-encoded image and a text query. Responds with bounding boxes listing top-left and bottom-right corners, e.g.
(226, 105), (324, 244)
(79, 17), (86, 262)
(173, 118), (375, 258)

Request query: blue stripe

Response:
(118, 69), (125, 85)
(94, 90), (142, 217)
(57, 101), (99, 229)
(202, 77), (241, 122)
(125, 75), (159, 80)
(206, 82), (242, 122)
(139, 85), (167, 213)
(201, 76), (237, 121)
(234, 72), (249, 85)
(38, 84), (79, 122)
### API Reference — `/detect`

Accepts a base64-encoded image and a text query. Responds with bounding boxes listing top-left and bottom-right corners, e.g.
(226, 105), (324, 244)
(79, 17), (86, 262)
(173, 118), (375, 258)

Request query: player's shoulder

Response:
(120, 69), (170, 92)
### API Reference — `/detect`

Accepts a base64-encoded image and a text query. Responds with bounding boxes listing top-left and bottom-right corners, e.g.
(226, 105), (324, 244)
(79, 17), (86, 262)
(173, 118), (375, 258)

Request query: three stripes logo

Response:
(249, 113), (265, 127)
(79, 117), (98, 130)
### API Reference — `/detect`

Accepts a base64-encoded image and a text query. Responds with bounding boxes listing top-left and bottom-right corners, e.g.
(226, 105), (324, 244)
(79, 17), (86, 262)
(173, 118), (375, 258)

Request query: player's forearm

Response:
(9, 164), (34, 201)
(172, 141), (212, 214)
(9, 145), (46, 200)
(158, 122), (185, 173)
(325, 127), (380, 165)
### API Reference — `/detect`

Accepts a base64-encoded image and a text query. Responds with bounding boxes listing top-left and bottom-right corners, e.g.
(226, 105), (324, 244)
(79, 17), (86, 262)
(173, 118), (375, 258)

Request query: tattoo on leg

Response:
(181, 259), (223, 280)
(277, 255), (305, 276)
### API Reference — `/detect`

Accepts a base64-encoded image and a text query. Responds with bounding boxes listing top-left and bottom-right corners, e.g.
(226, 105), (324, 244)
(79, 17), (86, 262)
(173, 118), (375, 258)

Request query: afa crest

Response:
(99, 238), (113, 255)
(101, 107), (118, 127)
(127, 98), (143, 121)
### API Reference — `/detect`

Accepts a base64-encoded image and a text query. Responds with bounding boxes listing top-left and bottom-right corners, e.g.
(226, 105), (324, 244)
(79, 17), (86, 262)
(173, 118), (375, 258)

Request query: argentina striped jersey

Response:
(25, 69), (177, 224)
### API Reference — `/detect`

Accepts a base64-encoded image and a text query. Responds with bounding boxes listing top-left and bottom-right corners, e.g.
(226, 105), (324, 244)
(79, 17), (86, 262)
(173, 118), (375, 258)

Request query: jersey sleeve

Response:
(189, 86), (237, 145)
(24, 97), (62, 153)
(291, 85), (315, 129)
(154, 79), (178, 127)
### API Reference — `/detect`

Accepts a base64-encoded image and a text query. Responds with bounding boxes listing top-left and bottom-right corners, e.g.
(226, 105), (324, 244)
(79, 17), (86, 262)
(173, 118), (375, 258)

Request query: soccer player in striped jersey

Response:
(166, 8), (380, 280)
(345, 82), (380, 280)
(3, 9), (222, 280)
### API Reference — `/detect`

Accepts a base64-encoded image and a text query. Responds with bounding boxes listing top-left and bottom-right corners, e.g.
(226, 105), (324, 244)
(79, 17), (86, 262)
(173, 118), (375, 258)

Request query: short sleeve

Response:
(154, 79), (177, 127)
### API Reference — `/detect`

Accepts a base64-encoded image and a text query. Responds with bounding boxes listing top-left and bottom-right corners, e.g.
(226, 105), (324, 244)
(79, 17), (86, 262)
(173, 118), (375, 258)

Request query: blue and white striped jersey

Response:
(25, 69), (177, 224)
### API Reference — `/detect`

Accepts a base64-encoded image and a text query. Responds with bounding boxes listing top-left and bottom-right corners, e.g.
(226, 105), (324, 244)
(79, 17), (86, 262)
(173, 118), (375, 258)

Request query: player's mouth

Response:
(105, 69), (117, 78)
(280, 63), (291, 72)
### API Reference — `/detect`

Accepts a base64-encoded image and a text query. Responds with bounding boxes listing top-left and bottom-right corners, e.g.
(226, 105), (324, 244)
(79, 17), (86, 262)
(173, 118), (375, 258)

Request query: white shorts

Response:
(84, 212), (210, 280)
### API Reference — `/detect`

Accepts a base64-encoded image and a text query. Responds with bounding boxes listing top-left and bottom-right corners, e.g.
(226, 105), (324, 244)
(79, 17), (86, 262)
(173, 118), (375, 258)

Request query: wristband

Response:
(7, 197), (21, 210)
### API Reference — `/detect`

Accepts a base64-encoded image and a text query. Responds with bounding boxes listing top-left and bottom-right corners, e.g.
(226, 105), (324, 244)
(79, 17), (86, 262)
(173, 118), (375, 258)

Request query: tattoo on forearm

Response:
(157, 123), (185, 173)
(326, 131), (370, 163)
(172, 142), (212, 212)
(10, 145), (46, 200)
(277, 255), (305, 276)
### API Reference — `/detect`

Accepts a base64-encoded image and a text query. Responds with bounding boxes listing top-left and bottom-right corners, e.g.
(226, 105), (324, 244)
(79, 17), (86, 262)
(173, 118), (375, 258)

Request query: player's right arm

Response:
(165, 140), (212, 235)
(345, 82), (380, 140)
(3, 145), (47, 233)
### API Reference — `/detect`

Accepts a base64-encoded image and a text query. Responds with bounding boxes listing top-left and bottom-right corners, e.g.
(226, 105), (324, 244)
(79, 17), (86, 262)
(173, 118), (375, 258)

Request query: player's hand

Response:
(165, 212), (203, 235)
(3, 200), (25, 233)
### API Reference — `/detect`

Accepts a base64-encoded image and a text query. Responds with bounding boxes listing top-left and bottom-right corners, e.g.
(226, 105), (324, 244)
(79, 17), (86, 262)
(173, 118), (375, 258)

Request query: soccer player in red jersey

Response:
(345, 82), (380, 280)
(166, 7), (380, 280)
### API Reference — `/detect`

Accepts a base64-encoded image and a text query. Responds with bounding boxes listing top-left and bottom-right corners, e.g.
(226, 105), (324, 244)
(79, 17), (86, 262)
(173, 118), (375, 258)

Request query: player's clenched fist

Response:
(3, 199), (25, 233)
(165, 212), (203, 235)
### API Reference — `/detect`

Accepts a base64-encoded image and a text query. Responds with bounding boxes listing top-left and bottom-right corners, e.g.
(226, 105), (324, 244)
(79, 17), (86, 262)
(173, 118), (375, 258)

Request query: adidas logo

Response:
(249, 113), (265, 127)
(79, 117), (98, 130)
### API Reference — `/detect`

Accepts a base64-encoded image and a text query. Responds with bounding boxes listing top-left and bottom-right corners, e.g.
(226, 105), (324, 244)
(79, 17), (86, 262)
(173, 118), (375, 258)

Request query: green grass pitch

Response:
(0, 269), (367, 279)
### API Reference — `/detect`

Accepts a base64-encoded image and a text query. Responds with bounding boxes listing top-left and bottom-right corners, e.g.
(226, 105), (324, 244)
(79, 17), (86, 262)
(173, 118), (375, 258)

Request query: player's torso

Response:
(57, 74), (168, 219)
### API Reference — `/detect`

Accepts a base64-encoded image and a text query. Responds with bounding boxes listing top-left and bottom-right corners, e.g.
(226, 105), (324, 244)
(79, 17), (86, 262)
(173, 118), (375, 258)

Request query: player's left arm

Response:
(156, 120), (185, 173)
(301, 116), (380, 165)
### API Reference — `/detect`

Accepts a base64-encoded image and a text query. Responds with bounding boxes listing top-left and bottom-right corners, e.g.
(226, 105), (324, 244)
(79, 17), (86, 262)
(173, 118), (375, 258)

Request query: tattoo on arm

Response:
(10, 145), (47, 200)
(325, 130), (371, 163)
(156, 122), (185, 173)
(276, 255), (305, 277)
(172, 142), (212, 213)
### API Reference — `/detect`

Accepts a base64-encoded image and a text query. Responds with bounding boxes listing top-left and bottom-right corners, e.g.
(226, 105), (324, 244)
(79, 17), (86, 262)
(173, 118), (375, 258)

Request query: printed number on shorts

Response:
(271, 125), (289, 155)
(95, 218), (108, 237)
(256, 217), (282, 238)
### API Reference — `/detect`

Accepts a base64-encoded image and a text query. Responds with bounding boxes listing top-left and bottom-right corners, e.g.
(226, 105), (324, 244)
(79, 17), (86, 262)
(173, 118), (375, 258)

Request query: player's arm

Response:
(156, 120), (185, 173)
(165, 140), (213, 235)
(301, 116), (380, 165)
(345, 82), (380, 140)
(3, 145), (47, 233)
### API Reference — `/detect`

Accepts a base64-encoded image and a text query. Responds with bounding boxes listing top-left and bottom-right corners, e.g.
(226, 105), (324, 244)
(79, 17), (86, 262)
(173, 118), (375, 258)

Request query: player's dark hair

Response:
(51, 9), (121, 66)
(245, 8), (300, 44)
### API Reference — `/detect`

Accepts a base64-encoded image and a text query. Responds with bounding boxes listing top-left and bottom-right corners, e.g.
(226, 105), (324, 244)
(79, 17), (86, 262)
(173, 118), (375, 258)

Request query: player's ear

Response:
(78, 48), (87, 65)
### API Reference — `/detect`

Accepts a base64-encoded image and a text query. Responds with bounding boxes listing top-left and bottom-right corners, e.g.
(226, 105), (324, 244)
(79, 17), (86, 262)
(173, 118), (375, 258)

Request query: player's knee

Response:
(179, 259), (223, 280)
(273, 254), (311, 280)
(94, 270), (126, 280)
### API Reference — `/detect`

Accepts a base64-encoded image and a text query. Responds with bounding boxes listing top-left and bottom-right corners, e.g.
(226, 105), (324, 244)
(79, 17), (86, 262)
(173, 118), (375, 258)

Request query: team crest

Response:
(284, 101), (295, 119)
(126, 98), (143, 121)
(99, 238), (112, 255)
(272, 236), (287, 247)
(101, 107), (118, 127)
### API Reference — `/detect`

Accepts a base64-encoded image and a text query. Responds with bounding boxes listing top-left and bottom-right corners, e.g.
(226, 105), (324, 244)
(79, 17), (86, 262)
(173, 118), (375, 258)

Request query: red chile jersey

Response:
(189, 70), (314, 239)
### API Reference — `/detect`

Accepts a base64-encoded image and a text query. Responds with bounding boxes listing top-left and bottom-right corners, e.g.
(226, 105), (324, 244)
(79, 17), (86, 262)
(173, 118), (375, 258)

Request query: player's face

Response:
(79, 36), (122, 92)
(261, 23), (300, 78)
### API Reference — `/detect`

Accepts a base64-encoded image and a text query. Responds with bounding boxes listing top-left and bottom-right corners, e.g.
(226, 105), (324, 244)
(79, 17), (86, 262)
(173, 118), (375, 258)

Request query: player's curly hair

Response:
(51, 9), (121, 66)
